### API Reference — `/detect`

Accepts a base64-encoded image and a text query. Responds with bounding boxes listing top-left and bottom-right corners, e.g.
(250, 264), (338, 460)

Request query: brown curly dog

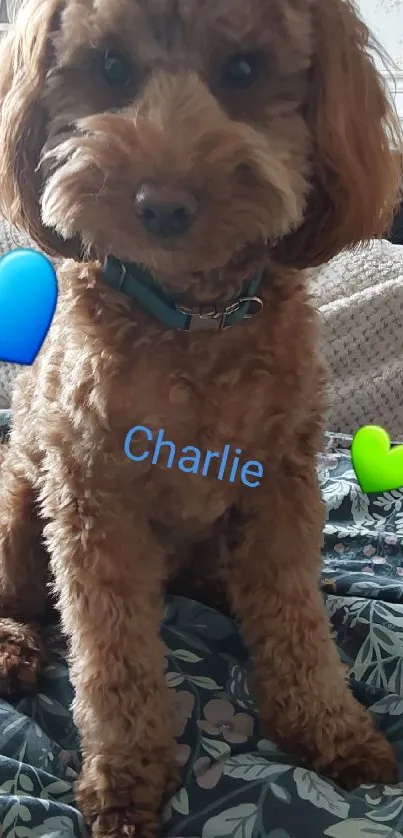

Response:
(0, 0), (402, 835)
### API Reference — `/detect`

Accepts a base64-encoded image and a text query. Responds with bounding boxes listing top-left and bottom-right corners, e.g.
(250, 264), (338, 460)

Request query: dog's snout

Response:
(134, 184), (198, 237)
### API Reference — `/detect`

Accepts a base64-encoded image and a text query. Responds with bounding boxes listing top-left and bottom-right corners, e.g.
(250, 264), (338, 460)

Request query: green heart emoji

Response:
(351, 425), (403, 494)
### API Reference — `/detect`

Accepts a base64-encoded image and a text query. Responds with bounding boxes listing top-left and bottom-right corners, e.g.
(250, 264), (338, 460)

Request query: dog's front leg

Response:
(42, 476), (176, 838)
(225, 454), (397, 789)
(0, 444), (48, 695)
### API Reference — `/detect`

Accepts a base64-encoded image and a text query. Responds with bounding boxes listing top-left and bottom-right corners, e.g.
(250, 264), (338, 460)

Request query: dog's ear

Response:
(0, 0), (78, 258)
(274, 0), (402, 269)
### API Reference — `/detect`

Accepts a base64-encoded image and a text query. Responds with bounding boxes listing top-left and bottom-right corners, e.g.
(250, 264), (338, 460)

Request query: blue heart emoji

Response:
(0, 248), (58, 365)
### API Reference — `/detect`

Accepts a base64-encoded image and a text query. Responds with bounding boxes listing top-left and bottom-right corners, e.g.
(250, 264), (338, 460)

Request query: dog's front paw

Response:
(78, 775), (158, 838)
(319, 728), (397, 790)
(91, 808), (148, 838)
(91, 809), (137, 838)
(77, 754), (179, 838)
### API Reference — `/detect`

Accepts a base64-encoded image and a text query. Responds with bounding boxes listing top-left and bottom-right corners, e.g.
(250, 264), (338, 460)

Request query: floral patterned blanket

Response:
(1, 409), (403, 838)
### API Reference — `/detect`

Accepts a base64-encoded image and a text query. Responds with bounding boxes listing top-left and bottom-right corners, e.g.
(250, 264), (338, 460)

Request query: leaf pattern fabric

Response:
(1, 414), (403, 837)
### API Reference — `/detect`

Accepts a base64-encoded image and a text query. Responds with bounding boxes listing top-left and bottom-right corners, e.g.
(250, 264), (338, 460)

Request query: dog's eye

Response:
(221, 53), (261, 89)
(101, 49), (131, 86)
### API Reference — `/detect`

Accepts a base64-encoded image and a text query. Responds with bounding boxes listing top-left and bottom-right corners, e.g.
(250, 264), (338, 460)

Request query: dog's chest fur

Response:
(106, 274), (316, 528)
(108, 333), (269, 532)
(39, 264), (319, 548)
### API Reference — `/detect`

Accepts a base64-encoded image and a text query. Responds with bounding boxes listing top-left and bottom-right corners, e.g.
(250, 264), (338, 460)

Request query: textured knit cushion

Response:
(0, 219), (32, 408)
(309, 240), (403, 438)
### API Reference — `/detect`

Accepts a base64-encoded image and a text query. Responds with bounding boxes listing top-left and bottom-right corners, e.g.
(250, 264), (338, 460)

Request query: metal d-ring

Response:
(239, 296), (264, 318)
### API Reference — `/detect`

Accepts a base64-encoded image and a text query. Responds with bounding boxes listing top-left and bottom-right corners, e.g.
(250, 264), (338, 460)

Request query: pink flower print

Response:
(362, 566), (375, 574)
(174, 743), (191, 767)
(162, 802), (172, 823)
(197, 699), (254, 744)
(372, 555), (387, 564)
(397, 567), (403, 576)
(334, 543), (345, 553)
(385, 533), (398, 545)
(58, 749), (75, 763)
(363, 545), (376, 557)
(194, 756), (224, 789)
(171, 691), (195, 738)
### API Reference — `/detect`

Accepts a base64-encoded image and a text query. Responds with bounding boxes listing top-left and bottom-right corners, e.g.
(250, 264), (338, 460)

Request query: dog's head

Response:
(0, 0), (401, 293)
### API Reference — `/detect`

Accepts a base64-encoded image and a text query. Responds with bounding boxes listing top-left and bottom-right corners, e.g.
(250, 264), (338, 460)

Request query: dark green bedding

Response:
(1, 410), (403, 838)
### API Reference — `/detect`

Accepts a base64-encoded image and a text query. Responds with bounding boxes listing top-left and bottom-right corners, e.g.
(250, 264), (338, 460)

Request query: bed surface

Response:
(1, 418), (403, 838)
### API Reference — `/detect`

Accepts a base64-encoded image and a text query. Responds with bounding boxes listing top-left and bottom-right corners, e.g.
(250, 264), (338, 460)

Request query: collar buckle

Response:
(176, 295), (263, 331)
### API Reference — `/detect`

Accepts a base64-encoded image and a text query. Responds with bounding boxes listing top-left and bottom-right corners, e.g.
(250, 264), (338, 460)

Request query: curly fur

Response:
(0, 0), (402, 835)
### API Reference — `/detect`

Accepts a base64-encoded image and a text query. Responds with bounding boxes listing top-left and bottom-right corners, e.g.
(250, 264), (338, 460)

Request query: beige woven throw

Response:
(309, 241), (403, 438)
(1, 218), (402, 437)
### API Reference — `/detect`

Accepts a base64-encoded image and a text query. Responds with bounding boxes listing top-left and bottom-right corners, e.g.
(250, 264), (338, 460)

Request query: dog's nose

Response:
(134, 184), (198, 237)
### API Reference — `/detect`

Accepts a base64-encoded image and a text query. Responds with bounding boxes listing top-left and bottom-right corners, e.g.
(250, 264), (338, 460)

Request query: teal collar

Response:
(102, 255), (264, 331)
